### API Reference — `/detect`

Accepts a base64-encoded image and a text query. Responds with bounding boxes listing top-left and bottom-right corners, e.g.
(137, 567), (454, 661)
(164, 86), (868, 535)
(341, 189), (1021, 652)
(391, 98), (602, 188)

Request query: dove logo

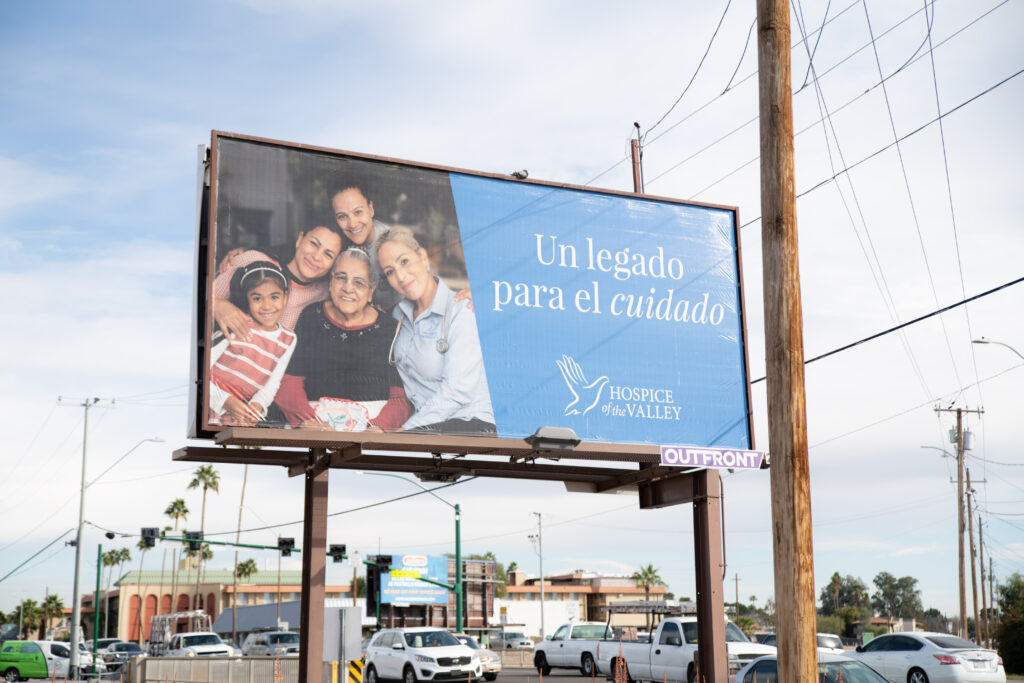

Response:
(556, 355), (609, 416)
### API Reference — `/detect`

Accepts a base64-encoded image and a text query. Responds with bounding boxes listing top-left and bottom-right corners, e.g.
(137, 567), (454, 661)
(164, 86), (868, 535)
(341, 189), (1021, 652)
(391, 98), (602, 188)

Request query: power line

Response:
(748, 243), (1024, 386)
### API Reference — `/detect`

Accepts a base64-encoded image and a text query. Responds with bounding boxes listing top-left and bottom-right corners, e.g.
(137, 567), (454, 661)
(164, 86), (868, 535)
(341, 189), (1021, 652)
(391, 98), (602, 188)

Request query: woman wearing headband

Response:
(274, 247), (411, 431)
(212, 223), (344, 341)
(375, 227), (495, 435)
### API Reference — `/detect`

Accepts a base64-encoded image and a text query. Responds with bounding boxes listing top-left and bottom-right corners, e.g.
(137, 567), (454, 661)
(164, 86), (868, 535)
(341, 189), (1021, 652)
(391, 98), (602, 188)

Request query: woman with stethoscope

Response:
(375, 226), (497, 435)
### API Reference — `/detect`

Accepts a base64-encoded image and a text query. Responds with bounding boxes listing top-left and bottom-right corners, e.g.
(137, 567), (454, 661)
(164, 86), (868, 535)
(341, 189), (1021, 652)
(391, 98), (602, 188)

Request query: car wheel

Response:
(687, 664), (696, 683)
(3, 669), (19, 683)
(907, 668), (929, 683)
(613, 659), (634, 683)
(484, 674), (497, 682)
(535, 653), (552, 676)
(581, 654), (596, 677)
(365, 664), (379, 683)
(403, 665), (418, 683)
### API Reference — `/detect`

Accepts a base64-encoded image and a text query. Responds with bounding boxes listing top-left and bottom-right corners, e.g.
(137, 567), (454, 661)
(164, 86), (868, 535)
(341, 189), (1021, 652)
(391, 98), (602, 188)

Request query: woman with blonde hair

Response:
(375, 226), (495, 435)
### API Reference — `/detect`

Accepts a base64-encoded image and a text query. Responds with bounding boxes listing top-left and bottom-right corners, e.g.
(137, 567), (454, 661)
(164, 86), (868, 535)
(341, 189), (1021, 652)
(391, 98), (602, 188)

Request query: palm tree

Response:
(135, 538), (150, 644)
(187, 465), (220, 607)
(632, 564), (667, 630)
(101, 549), (120, 637)
(236, 559), (258, 583)
(41, 595), (63, 639)
(157, 524), (172, 614)
(164, 498), (189, 614)
(16, 599), (43, 639)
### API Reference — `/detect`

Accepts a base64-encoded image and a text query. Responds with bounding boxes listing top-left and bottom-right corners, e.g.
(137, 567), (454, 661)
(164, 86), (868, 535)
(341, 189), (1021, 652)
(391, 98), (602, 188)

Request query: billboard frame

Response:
(190, 130), (756, 456)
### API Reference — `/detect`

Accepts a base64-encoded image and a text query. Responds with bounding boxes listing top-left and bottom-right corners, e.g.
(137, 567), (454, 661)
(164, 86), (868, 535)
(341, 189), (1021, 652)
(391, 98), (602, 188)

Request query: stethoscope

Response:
(388, 311), (448, 366)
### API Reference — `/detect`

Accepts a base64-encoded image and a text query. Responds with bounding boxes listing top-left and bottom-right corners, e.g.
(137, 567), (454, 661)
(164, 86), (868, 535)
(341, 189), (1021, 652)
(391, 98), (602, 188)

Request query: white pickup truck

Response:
(593, 617), (775, 683)
(533, 622), (615, 676)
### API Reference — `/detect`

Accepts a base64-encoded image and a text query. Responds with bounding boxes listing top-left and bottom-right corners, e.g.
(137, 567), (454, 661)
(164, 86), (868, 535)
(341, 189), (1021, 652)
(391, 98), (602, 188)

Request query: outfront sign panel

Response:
(195, 133), (752, 450)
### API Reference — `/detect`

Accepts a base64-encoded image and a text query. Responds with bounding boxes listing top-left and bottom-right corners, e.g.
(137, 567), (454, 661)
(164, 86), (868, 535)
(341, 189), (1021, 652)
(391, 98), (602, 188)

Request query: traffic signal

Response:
(374, 555), (393, 568)
(328, 544), (347, 563)
(141, 527), (159, 549)
(184, 531), (203, 552)
(278, 537), (295, 557)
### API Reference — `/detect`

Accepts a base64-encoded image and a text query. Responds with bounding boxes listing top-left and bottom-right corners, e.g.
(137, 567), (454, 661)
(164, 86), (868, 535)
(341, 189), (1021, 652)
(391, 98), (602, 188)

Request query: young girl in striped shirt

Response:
(209, 260), (297, 426)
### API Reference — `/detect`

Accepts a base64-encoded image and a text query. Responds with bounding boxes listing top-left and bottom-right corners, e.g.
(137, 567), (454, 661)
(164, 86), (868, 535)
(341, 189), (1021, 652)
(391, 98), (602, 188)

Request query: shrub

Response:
(996, 616), (1024, 674)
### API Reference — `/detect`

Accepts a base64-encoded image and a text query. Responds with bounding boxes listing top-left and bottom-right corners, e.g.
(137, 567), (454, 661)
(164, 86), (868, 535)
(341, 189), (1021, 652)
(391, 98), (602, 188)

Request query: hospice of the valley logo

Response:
(556, 354), (682, 420)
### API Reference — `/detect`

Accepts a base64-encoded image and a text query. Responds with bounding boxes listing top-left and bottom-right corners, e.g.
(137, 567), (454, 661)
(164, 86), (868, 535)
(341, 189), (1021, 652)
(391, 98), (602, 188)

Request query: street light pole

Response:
(972, 337), (1024, 360)
(360, 472), (462, 632)
(67, 397), (99, 679)
(531, 512), (545, 639)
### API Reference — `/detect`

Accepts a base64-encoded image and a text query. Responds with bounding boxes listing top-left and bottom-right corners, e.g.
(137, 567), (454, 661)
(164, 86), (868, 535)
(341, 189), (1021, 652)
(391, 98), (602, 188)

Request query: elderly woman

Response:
(213, 223), (344, 340)
(374, 227), (496, 435)
(274, 247), (411, 431)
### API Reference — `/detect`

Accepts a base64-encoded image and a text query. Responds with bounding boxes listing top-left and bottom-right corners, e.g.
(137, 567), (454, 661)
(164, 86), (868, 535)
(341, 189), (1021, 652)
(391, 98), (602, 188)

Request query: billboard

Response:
(380, 555), (450, 606)
(190, 132), (753, 451)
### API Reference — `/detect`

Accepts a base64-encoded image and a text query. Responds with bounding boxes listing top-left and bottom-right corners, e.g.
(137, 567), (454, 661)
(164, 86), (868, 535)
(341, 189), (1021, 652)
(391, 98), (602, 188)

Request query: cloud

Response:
(0, 156), (77, 215)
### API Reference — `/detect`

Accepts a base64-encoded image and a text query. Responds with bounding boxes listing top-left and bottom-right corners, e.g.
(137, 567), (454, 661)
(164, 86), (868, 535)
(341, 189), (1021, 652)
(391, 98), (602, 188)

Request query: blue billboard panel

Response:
(451, 174), (749, 448)
(196, 133), (752, 451)
(380, 555), (450, 605)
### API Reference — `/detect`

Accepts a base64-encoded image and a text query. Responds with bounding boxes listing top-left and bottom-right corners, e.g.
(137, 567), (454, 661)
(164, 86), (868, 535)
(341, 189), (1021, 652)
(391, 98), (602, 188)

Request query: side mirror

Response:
(855, 645), (863, 653)
(545, 635), (552, 640)
(392, 643), (404, 650)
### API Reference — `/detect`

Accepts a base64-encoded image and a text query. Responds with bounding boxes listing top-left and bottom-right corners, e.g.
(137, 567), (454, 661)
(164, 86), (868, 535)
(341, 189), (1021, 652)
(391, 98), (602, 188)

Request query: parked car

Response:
(93, 638), (123, 654)
(102, 642), (145, 671)
(241, 631), (300, 657)
(364, 627), (482, 683)
(164, 632), (234, 657)
(590, 617), (775, 683)
(733, 652), (888, 683)
(453, 634), (501, 681)
(534, 622), (614, 676)
(0, 640), (106, 681)
(490, 631), (533, 651)
(753, 633), (776, 645)
(816, 634), (845, 655)
(848, 632), (1004, 683)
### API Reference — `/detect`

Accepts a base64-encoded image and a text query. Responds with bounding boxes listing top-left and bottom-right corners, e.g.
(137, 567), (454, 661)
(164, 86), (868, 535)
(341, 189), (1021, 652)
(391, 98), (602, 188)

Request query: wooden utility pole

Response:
(631, 139), (643, 193)
(735, 573), (741, 618)
(979, 515), (988, 646)
(756, 1), (817, 681)
(967, 469), (981, 641)
(936, 406), (982, 637)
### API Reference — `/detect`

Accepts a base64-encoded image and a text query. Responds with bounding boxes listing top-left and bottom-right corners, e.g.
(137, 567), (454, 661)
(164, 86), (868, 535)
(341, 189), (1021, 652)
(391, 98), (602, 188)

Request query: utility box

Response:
(324, 606), (362, 663)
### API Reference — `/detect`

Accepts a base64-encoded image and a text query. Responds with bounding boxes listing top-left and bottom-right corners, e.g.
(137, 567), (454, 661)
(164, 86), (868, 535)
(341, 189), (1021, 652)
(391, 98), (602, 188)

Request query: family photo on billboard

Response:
(199, 133), (754, 450)
(206, 135), (495, 437)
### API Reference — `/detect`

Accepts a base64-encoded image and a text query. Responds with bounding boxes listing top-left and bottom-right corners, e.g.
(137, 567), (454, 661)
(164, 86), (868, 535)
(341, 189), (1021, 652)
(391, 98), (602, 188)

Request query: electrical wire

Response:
(860, 0), (965, 397)
(643, 0), (733, 141)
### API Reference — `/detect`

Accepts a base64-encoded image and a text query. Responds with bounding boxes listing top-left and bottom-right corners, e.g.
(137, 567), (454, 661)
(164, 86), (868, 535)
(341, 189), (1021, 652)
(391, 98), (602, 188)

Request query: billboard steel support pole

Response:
(298, 448), (329, 683)
(692, 470), (726, 683)
(756, 0), (817, 680)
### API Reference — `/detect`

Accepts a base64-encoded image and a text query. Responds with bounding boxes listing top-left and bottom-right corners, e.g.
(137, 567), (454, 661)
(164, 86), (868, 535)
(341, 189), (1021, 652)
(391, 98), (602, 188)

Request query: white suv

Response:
(241, 630), (300, 657)
(165, 632), (233, 657)
(364, 628), (482, 683)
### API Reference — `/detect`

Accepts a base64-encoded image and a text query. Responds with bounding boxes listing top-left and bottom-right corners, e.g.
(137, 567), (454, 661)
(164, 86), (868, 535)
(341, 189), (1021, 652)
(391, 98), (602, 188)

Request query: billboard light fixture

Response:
(415, 472), (462, 483)
(526, 426), (581, 452)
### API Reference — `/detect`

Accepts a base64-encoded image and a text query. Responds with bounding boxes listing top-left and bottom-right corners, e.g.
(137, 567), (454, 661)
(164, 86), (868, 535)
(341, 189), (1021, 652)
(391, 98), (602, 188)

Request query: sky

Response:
(1, 0), (1022, 622)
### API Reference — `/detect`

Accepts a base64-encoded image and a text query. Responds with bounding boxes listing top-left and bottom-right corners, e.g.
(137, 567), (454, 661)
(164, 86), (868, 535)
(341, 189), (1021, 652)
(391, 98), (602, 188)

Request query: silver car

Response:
(848, 632), (1004, 683)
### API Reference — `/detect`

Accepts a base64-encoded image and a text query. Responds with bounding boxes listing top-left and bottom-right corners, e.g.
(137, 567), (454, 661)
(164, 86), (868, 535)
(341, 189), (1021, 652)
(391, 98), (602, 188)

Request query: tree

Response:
(187, 465), (220, 607)
(135, 538), (150, 645)
(236, 558), (258, 582)
(871, 572), (923, 621)
(40, 594), (64, 639)
(819, 574), (870, 616)
(632, 564), (667, 630)
(164, 498), (189, 614)
(507, 561), (518, 573)
(733, 616), (756, 637)
(101, 549), (120, 637)
(16, 599), (43, 638)
(998, 572), (1024, 619)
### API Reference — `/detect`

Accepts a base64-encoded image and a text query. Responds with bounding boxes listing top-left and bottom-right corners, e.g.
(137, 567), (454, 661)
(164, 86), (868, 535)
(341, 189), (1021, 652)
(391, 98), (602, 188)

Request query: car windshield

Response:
(269, 633), (300, 645)
(819, 661), (888, 683)
(114, 643), (143, 653)
(183, 635), (223, 646)
(818, 636), (843, 649)
(456, 636), (480, 650)
(504, 633), (525, 639)
(404, 631), (460, 648)
(924, 635), (976, 650)
(725, 623), (750, 643)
